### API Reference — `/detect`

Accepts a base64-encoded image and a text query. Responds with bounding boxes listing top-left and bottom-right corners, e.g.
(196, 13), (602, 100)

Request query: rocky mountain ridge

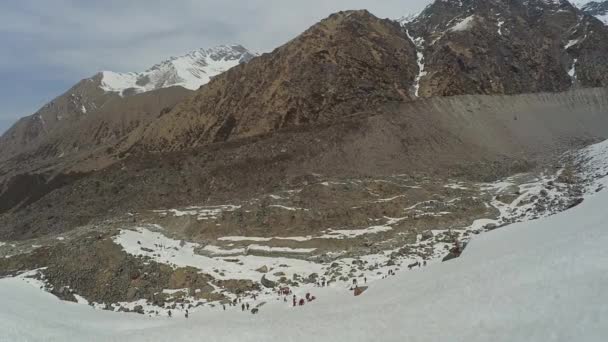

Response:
(130, 0), (608, 153)
(0, 45), (255, 164)
(578, 0), (608, 24)
(402, 0), (608, 97)
(99, 44), (256, 96)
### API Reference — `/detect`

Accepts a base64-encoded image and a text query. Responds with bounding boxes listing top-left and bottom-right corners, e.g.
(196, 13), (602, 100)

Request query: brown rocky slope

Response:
(133, 10), (419, 152)
(1, 88), (607, 240)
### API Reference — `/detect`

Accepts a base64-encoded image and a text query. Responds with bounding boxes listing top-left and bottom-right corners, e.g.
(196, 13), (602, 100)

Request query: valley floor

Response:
(1, 140), (608, 341)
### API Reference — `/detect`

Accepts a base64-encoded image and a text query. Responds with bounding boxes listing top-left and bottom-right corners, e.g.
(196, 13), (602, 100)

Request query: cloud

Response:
(0, 0), (432, 131)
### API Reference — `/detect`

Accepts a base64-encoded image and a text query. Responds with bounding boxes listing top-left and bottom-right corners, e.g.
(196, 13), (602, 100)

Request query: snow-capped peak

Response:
(575, 0), (608, 25)
(100, 44), (256, 96)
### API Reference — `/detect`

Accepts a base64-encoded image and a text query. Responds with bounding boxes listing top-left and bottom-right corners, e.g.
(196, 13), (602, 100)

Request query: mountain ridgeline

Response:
(121, 1), (608, 152)
(3, 1), (608, 161)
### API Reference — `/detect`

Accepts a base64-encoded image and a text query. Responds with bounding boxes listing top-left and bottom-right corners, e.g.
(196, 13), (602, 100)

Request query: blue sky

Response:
(0, 0), (431, 134)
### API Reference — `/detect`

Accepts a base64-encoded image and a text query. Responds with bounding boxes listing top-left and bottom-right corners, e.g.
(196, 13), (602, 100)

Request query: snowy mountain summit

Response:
(577, 0), (608, 24)
(100, 44), (255, 96)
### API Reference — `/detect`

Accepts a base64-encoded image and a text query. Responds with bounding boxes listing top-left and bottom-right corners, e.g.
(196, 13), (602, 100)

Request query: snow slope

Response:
(100, 45), (255, 96)
(2, 140), (608, 341)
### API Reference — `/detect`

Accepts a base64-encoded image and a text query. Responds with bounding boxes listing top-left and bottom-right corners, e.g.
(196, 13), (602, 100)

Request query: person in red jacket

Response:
(299, 298), (305, 306)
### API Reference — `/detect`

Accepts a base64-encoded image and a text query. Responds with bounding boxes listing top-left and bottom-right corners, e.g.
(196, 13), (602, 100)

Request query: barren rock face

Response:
(403, 0), (608, 97)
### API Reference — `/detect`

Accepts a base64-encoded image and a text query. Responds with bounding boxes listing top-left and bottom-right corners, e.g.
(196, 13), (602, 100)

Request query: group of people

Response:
(164, 261), (437, 319)
(292, 292), (316, 307)
(220, 294), (260, 314)
(316, 278), (331, 287)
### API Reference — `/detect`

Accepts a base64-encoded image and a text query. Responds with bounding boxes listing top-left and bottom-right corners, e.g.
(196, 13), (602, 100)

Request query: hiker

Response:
(168, 310), (172, 318)
(408, 261), (420, 270)
(223, 304), (226, 310)
(352, 278), (358, 286)
(253, 294), (257, 300)
(185, 310), (189, 319)
(293, 296), (297, 307)
(305, 293), (311, 301)
(299, 298), (305, 306)
(364, 277), (367, 284)
(246, 303), (250, 310)
(423, 260), (427, 266)
(241, 303), (245, 311)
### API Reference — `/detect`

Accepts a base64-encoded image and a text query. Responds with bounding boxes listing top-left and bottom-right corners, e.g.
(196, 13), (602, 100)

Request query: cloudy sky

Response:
(0, 0), (432, 133)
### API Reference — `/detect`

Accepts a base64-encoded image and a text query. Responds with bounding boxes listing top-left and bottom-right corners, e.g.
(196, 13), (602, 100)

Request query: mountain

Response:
(132, 10), (419, 152)
(0, 45), (255, 163)
(2, 1), (608, 238)
(127, 1), (608, 152)
(578, 0), (608, 24)
(99, 45), (256, 96)
(402, 0), (608, 97)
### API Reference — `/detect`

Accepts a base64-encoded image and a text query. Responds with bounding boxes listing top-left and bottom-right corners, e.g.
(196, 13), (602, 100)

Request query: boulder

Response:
(483, 223), (498, 231)
(256, 265), (269, 273)
(567, 198), (584, 209)
(354, 286), (368, 296)
(305, 273), (319, 284)
(260, 275), (277, 288)
(421, 230), (433, 241)
(126, 287), (139, 301)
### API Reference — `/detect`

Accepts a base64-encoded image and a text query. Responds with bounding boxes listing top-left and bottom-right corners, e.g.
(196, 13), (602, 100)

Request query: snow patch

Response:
(449, 15), (476, 32)
(320, 226), (392, 239)
(112, 227), (324, 282)
(565, 38), (580, 49)
(405, 30), (427, 97)
(569, 58), (578, 79)
(497, 20), (505, 35)
(100, 45), (254, 96)
(247, 245), (316, 254)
